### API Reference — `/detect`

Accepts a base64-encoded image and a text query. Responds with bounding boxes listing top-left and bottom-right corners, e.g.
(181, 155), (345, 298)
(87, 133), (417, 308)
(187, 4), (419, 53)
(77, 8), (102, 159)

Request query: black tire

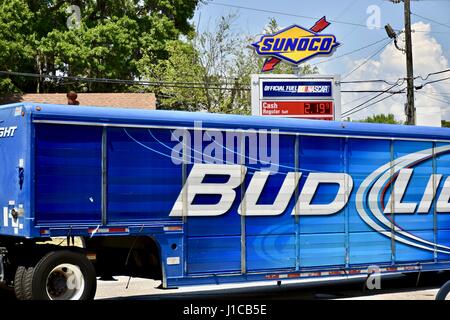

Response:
(14, 266), (26, 300)
(22, 267), (35, 300)
(27, 250), (97, 300)
(436, 280), (450, 300)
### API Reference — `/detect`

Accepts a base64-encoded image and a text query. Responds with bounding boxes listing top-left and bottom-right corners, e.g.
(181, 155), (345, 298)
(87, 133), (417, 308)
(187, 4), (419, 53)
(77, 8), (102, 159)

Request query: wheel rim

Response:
(45, 263), (85, 300)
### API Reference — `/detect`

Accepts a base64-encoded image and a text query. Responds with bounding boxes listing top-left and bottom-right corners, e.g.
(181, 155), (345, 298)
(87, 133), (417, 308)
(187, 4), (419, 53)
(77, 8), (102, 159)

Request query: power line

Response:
(425, 90), (450, 97)
(343, 92), (382, 106)
(342, 88), (404, 117)
(413, 29), (450, 34)
(411, 12), (450, 29)
(341, 78), (405, 85)
(338, 0), (386, 43)
(426, 95), (450, 104)
(1, 70), (412, 93)
(416, 91), (450, 104)
(342, 92), (401, 118)
(0, 71), (251, 91)
(415, 76), (450, 89)
(207, 2), (398, 31)
(341, 83), (405, 116)
(342, 89), (406, 93)
(341, 40), (392, 80)
(414, 68), (450, 81)
(341, 89), (399, 117)
(417, 90), (450, 100)
(334, 0), (358, 21)
(310, 37), (389, 66)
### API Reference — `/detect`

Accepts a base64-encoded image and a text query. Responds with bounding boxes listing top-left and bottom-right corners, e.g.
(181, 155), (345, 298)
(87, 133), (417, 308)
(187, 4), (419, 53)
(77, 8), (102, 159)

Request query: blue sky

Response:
(193, 0), (450, 121)
(193, 0), (450, 76)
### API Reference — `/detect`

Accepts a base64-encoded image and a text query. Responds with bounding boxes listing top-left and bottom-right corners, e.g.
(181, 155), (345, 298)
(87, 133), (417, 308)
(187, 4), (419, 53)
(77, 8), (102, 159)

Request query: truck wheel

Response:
(14, 266), (35, 300)
(29, 251), (97, 300)
(436, 280), (450, 300)
(14, 266), (26, 300)
(22, 267), (35, 300)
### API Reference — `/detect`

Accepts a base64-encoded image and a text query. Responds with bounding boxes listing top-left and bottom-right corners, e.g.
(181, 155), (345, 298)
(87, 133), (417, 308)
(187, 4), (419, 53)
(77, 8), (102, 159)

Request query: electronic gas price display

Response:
(261, 101), (333, 119)
(251, 75), (341, 121)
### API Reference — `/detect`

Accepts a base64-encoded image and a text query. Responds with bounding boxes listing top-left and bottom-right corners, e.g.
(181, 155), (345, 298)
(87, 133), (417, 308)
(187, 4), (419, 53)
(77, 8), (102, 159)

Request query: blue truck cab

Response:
(1, 102), (450, 300)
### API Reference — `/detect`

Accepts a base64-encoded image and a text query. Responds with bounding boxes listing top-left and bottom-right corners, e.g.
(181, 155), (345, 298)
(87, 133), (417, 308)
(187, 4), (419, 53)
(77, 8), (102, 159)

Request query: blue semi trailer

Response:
(1, 102), (450, 300)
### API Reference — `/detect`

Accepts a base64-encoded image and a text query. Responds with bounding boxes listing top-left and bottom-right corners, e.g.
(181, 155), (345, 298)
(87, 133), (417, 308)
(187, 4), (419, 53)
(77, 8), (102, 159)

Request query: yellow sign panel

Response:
(252, 25), (339, 65)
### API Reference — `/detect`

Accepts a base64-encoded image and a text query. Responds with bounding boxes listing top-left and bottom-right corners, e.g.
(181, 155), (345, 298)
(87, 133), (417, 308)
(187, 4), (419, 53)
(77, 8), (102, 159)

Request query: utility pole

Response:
(404, 0), (415, 125)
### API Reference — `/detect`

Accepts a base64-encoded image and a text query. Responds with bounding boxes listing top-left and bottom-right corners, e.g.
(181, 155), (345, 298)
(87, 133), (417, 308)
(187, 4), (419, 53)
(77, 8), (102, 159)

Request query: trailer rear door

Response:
(34, 124), (103, 224)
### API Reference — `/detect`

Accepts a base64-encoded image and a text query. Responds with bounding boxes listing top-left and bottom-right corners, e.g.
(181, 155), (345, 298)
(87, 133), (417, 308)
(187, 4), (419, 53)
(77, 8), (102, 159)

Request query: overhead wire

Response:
(341, 40), (392, 80)
(414, 68), (450, 81)
(341, 78), (405, 85)
(207, 2), (399, 30)
(1, 70), (413, 93)
(0, 71), (250, 91)
(341, 83), (406, 117)
(424, 90), (450, 97)
(416, 91), (450, 104)
(342, 92), (403, 118)
(310, 37), (389, 66)
(415, 76), (450, 89)
(411, 12), (450, 29)
(342, 92), (382, 105)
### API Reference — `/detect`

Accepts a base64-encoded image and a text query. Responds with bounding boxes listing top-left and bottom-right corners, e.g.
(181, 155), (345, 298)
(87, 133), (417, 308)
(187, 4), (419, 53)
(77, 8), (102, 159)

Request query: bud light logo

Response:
(0, 126), (17, 138)
(357, 145), (450, 255)
(169, 145), (450, 255)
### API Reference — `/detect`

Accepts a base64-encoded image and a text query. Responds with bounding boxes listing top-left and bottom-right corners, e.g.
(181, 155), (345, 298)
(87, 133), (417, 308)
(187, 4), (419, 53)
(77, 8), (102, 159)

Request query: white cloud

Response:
(333, 22), (449, 122)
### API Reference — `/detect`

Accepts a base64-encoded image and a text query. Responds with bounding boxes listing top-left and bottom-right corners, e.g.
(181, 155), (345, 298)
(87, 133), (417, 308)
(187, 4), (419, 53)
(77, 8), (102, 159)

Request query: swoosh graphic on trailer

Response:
(356, 145), (450, 254)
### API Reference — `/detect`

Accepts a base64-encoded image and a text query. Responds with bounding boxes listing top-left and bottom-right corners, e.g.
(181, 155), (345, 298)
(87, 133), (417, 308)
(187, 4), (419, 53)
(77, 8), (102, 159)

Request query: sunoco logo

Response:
(252, 23), (340, 66)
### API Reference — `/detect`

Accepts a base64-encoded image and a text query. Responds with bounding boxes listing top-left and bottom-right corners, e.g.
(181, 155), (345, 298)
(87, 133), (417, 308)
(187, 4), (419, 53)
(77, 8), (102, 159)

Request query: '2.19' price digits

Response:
(303, 101), (332, 115)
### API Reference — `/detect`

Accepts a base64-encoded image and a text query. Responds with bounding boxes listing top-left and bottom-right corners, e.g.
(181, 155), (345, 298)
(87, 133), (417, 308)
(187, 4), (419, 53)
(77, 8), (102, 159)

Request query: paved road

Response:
(95, 271), (449, 300)
(0, 271), (447, 300)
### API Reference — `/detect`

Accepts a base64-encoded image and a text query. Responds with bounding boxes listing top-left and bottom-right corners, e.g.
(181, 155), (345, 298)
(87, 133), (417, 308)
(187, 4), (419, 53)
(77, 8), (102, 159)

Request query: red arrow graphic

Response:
(310, 16), (330, 33)
(261, 57), (282, 72)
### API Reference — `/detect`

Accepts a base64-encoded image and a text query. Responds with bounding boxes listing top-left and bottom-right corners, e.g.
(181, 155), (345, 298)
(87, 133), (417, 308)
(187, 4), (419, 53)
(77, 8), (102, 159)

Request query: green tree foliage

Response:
(0, 0), (200, 93)
(359, 114), (403, 124)
(137, 39), (206, 111)
(0, 0), (35, 92)
(141, 15), (318, 114)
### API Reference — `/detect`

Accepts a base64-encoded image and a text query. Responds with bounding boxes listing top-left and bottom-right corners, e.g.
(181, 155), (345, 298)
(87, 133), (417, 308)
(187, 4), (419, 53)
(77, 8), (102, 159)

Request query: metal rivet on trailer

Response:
(36, 106), (41, 111)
